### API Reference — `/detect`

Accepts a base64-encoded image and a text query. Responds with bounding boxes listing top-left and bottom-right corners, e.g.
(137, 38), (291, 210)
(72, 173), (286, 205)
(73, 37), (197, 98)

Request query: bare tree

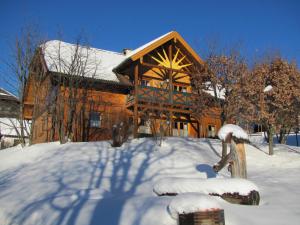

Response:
(192, 47), (248, 158)
(43, 36), (101, 143)
(2, 26), (44, 146)
(144, 79), (171, 146)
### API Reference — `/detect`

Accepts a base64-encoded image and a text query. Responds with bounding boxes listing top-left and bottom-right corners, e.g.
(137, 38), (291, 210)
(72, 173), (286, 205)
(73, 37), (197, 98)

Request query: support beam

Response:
(168, 44), (173, 136)
(197, 121), (200, 138)
(133, 64), (139, 138)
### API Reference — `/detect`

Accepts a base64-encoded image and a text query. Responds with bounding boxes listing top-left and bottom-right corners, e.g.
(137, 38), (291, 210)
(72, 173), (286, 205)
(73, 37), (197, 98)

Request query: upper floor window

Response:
(90, 112), (101, 128)
(141, 80), (149, 87)
(174, 85), (187, 92)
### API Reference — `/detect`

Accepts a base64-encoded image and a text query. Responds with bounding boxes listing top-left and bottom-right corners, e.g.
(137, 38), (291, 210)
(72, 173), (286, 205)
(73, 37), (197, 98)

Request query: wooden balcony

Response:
(127, 86), (196, 109)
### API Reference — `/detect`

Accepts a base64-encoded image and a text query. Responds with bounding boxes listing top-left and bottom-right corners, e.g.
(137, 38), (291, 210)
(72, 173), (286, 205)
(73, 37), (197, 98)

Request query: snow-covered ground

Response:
(0, 137), (300, 225)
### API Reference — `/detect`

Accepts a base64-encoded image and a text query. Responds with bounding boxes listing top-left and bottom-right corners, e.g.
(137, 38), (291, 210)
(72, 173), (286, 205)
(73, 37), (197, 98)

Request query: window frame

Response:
(90, 111), (102, 128)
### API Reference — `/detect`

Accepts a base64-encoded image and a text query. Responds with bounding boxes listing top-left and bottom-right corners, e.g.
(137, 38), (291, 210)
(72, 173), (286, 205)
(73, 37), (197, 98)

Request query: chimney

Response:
(122, 48), (132, 55)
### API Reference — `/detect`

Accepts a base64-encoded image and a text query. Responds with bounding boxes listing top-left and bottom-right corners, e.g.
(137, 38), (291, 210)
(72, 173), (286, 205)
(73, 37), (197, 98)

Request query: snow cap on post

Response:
(218, 124), (249, 143)
(168, 193), (221, 219)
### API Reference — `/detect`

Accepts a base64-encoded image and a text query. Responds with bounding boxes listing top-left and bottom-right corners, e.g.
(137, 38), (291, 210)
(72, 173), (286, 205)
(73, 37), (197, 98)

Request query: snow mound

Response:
(218, 124), (249, 141)
(153, 177), (259, 196)
(168, 193), (221, 219)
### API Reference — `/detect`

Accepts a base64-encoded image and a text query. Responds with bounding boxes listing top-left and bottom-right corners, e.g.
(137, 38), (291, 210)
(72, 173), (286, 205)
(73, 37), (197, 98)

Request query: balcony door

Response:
(173, 122), (188, 137)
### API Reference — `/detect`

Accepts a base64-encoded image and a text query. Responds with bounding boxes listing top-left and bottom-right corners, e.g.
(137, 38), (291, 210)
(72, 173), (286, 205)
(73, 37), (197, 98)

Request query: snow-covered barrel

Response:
(168, 193), (225, 225)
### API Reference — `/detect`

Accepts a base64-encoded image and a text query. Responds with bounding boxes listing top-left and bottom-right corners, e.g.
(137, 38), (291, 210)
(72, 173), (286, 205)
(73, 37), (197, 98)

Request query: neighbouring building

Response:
(0, 88), (21, 149)
(24, 31), (222, 144)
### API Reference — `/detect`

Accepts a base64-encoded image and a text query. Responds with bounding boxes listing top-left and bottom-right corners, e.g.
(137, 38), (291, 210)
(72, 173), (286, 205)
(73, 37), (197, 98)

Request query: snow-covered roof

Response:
(0, 88), (18, 100)
(0, 118), (25, 137)
(42, 31), (201, 86)
(204, 82), (225, 99)
(42, 40), (127, 83)
(218, 124), (249, 141)
(123, 31), (172, 59)
(168, 193), (222, 219)
(264, 85), (273, 92)
(153, 177), (258, 196)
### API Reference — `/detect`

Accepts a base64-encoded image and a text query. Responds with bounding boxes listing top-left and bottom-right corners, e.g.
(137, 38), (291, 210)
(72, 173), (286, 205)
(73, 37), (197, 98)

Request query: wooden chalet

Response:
(24, 31), (221, 143)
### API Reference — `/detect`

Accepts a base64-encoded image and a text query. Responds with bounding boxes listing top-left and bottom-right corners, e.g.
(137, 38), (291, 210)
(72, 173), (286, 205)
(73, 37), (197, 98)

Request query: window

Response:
(174, 85), (187, 92)
(140, 118), (146, 126)
(90, 112), (101, 128)
(141, 80), (149, 86)
(173, 122), (188, 137)
(174, 122), (178, 129)
(208, 125), (216, 137)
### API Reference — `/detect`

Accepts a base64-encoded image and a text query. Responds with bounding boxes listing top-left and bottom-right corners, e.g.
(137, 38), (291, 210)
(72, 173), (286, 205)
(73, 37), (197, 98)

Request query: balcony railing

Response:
(127, 86), (196, 107)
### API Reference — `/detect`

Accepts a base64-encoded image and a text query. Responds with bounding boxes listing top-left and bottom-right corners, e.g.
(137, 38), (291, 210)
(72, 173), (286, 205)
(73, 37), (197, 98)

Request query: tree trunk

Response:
(221, 120), (227, 159)
(236, 143), (247, 178)
(229, 140), (240, 178)
(222, 141), (228, 159)
(267, 126), (274, 155)
(230, 140), (247, 178)
(19, 100), (26, 147)
(214, 139), (247, 179)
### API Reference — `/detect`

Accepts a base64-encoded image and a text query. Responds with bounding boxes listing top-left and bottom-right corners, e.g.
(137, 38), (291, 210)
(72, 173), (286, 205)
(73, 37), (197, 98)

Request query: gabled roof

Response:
(41, 31), (203, 84)
(115, 31), (203, 71)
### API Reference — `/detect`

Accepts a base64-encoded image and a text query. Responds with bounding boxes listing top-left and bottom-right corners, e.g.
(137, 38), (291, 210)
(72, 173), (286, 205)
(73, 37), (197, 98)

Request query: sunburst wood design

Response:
(150, 48), (192, 81)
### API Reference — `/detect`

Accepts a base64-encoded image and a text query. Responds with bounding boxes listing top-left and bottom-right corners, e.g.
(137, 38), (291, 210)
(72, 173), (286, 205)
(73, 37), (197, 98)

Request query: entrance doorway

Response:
(173, 122), (188, 137)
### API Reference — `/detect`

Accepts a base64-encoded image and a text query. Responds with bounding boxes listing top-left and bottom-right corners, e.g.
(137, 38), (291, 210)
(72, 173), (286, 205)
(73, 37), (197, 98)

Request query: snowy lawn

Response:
(0, 137), (300, 225)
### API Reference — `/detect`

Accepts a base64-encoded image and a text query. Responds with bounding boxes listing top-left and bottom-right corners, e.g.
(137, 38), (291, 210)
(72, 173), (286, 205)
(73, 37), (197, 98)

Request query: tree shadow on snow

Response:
(5, 139), (175, 225)
(203, 139), (222, 158)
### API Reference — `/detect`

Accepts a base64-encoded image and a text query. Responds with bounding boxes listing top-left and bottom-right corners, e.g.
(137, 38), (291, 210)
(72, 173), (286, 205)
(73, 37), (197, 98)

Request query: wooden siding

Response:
(31, 87), (129, 144)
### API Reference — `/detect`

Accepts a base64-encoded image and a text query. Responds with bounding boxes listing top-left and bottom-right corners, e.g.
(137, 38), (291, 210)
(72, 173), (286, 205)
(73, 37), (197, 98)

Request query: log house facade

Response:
(24, 31), (221, 143)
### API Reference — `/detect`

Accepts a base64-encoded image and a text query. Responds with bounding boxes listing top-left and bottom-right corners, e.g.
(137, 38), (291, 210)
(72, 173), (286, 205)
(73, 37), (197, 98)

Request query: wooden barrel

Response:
(179, 209), (225, 225)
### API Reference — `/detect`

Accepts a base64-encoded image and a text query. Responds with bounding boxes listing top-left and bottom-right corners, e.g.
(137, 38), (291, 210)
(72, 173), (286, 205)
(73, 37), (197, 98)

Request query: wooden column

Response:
(133, 64), (139, 138)
(197, 121), (200, 138)
(168, 44), (173, 136)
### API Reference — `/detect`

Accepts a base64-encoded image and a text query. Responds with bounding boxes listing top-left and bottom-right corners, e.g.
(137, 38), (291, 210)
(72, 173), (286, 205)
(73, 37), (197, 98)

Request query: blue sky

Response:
(0, 0), (299, 92)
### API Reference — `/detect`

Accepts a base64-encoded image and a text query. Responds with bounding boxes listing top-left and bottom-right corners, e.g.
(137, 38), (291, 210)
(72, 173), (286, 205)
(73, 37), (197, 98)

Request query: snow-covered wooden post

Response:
(168, 193), (225, 225)
(213, 124), (249, 178)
